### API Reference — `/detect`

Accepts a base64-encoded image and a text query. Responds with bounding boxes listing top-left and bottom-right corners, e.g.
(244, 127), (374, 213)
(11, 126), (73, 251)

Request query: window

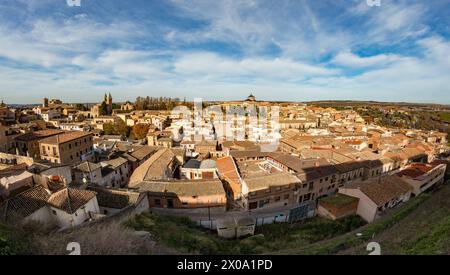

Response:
(303, 193), (311, 201)
(274, 196), (281, 202)
(154, 199), (161, 206)
(284, 194), (289, 200)
(52, 210), (57, 215)
(259, 199), (269, 208)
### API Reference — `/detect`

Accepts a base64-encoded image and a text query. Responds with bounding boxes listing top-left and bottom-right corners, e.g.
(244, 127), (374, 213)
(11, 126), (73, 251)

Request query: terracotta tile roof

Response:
(74, 161), (101, 173)
(129, 146), (158, 161)
(47, 188), (96, 214)
(103, 157), (128, 169)
(136, 179), (226, 198)
(0, 185), (50, 223)
(128, 148), (175, 187)
(15, 129), (64, 142)
(219, 158), (244, 198)
(216, 156), (242, 187)
(229, 150), (267, 159)
(120, 152), (138, 162)
(221, 141), (259, 151)
(343, 176), (412, 207)
(397, 163), (439, 179)
(269, 153), (338, 175)
(344, 139), (364, 145)
(244, 172), (300, 192)
(39, 131), (92, 144)
(0, 163), (28, 177)
(88, 186), (140, 209)
(196, 140), (217, 147)
(384, 147), (427, 161)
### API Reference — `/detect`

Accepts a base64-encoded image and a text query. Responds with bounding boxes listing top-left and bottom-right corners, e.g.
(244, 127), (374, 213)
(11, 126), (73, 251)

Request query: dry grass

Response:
(26, 213), (177, 255)
(340, 183), (450, 255)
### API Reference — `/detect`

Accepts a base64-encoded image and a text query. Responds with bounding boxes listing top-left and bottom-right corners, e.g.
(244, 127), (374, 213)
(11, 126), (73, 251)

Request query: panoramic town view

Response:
(1, 0), (450, 263)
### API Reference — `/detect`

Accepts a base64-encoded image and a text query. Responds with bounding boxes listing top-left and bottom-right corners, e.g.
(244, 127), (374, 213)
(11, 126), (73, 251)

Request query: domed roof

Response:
(246, 93), (256, 102)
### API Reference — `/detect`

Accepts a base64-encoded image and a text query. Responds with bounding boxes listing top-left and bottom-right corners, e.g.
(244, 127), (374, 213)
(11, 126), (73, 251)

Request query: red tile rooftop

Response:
(397, 163), (436, 179)
(344, 140), (364, 145)
(15, 129), (64, 142)
(39, 131), (92, 144)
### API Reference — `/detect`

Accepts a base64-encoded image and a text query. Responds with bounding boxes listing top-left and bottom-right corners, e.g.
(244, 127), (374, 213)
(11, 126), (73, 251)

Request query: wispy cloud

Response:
(0, 0), (449, 104)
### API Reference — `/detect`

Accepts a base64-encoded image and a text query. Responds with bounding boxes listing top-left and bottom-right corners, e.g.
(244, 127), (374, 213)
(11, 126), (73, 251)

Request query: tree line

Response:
(134, 96), (192, 111)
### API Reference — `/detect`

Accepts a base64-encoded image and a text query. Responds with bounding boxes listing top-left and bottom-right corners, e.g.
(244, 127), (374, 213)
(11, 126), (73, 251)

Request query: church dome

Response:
(246, 94), (256, 102)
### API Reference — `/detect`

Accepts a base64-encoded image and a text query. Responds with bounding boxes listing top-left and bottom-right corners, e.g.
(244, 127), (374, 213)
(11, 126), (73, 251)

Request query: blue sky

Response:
(0, 0), (449, 104)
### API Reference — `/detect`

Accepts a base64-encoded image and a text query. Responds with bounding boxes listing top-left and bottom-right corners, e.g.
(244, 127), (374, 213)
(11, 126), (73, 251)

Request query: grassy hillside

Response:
(125, 212), (366, 254)
(0, 223), (28, 255)
(27, 217), (176, 255)
(3, 183), (449, 255)
(274, 183), (450, 255)
(340, 183), (450, 255)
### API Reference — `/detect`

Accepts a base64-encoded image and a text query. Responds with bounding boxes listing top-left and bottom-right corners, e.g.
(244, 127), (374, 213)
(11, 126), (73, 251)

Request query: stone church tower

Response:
(107, 93), (113, 106)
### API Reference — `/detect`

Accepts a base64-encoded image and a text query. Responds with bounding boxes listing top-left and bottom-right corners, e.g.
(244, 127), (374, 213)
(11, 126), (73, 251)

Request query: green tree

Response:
(98, 101), (108, 116)
(131, 123), (151, 140)
(103, 120), (131, 138)
(75, 104), (87, 111)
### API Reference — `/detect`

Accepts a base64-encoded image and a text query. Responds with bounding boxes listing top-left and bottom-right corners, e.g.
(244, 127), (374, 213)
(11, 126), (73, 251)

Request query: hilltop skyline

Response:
(0, 0), (449, 104)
